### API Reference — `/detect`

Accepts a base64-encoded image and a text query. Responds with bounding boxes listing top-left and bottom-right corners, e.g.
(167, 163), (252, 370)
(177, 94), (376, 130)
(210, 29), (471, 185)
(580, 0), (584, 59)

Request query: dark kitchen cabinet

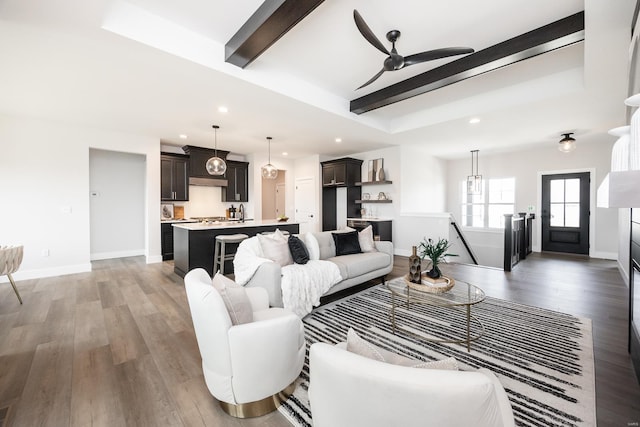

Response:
(322, 158), (361, 187)
(161, 222), (174, 260)
(161, 153), (189, 201)
(321, 158), (362, 231)
(222, 161), (249, 202)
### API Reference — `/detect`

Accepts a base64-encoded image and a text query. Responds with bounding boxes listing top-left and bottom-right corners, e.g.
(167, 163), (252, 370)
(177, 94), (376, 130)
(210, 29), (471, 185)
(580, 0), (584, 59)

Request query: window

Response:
(549, 178), (580, 228)
(461, 177), (515, 228)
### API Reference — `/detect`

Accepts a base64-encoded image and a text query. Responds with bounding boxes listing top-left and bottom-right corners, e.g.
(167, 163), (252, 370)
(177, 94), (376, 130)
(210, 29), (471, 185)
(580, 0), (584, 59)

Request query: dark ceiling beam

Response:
(350, 11), (585, 115)
(225, 0), (325, 68)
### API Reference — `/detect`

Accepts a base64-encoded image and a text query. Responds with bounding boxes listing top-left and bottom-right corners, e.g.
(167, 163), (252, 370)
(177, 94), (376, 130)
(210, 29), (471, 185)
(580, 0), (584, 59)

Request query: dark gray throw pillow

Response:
(288, 235), (310, 264)
(332, 231), (362, 256)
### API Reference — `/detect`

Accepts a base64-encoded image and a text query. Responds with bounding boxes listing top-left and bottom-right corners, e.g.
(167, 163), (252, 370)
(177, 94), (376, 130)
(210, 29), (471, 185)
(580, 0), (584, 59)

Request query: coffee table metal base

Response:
(389, 290), (486, 352)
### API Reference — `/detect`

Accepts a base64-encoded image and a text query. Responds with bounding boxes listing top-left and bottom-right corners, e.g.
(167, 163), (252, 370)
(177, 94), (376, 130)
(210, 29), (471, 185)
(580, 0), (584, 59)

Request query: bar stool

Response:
(213, 234), (249, 275)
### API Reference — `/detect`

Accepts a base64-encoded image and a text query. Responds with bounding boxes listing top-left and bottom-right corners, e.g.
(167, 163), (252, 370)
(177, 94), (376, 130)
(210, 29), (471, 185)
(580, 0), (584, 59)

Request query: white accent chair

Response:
(308, 342), (515, 427)
(1, 245), (24, 304)
(184, 268), (305, 418)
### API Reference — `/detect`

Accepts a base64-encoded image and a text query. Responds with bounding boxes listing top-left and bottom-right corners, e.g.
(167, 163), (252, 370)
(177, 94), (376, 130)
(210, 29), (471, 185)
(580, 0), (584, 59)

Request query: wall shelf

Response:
(356, 199), (392, 204)
(356, 181), (393, 186)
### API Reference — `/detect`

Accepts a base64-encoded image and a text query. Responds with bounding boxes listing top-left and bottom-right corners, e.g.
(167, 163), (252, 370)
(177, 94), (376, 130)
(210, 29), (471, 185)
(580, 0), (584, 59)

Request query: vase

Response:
(408, 246), (422, 283)
(378, 168), (385, 181)
(426, 261), (441, 279)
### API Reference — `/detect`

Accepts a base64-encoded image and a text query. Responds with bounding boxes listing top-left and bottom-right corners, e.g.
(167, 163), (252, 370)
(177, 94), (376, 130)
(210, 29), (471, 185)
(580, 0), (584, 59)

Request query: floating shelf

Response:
(356, 199), (392, 204)
(356, 181), (393, 186)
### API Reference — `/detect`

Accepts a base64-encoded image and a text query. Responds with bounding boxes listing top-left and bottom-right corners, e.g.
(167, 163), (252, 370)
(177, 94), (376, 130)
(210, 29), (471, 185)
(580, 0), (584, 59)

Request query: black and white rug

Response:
(278, 278), (596, 427)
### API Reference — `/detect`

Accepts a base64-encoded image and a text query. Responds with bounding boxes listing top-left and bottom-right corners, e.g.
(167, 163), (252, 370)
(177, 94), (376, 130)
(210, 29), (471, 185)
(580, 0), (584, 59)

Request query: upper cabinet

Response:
(321, 158), (362, 187)
(222, 160), (249, 202)
(161, 153), (189, 201)
(182, 145), (230, 179)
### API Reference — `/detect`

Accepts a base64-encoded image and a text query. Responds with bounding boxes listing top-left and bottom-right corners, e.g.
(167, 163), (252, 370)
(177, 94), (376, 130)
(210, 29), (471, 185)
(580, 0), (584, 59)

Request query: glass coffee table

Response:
(386, 276), (485, 352)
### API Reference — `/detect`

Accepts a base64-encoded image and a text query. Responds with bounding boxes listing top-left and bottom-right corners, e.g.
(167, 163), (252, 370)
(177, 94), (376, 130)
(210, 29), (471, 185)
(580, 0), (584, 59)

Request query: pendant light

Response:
(261, 136), (278, 179)
(558, 133), (576, 153)
(466, 149), (482, 195)
(206, 125), (227, 176)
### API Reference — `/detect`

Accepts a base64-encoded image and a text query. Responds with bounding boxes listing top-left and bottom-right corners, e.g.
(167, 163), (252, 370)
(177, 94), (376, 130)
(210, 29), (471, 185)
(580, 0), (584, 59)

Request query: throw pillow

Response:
(288, 235), (310, 264)
(358, 225), (377, 253)
(258, 230), (293, 267)
(305, 233), (321, 260)
(346, 328), (458, 370)
(332, 231), (362, 256)
(212, 273), (253, 325)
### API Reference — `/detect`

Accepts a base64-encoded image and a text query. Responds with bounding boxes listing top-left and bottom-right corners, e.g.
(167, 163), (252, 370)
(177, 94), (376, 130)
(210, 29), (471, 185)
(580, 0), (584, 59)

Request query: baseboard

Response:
(618, 259), (630, 287)
(591, 251), (618, 260)
(146, 255), (163, 264)
(90, 249), (145, 261)
(0, 263), (92, 283)
(395, 248), (411, 257)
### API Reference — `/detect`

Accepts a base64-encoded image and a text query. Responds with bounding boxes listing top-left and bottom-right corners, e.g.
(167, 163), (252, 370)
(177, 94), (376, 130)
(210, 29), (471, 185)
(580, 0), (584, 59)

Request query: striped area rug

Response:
(278, 278), (596, 427)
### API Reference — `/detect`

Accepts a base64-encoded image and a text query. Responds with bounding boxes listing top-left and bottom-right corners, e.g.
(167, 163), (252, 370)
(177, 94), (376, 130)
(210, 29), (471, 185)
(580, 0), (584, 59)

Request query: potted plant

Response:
(418, 237), (457, 279)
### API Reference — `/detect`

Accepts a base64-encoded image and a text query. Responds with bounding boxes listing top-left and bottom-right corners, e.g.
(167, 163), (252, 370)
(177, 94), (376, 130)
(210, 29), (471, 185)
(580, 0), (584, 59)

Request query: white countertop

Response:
(161, 219), (197, 224)
(172, 219), (299, 230)
(347, 217), (393, 222)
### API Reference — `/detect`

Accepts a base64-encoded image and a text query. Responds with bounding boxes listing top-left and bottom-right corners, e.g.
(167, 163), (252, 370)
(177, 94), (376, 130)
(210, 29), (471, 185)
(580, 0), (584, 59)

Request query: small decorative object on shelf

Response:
(418, 237), (457, 279)
(378, 167), (385, 181)
(377, 192), (387, 200)
(362, 192), (370, 200)
(408, 246), (422, 283)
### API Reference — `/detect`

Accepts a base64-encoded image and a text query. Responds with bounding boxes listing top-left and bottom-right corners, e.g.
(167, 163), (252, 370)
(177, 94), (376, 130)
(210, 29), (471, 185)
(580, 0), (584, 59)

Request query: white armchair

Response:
(308, 342), (515, 427)
(1, 245), (24, 304)
(184, 268), (305, 418)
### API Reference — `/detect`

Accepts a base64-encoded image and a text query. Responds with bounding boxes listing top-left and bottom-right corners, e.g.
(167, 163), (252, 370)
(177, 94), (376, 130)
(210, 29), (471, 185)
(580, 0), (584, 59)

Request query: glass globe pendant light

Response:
(206, 125), (227, 175)
(558, 132), (576, 153)
(261, 136), (278, 179)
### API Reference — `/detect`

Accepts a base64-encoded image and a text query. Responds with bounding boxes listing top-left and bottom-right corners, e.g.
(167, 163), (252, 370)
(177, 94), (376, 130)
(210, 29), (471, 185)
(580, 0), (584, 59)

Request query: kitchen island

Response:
(172, 220), (299, 277)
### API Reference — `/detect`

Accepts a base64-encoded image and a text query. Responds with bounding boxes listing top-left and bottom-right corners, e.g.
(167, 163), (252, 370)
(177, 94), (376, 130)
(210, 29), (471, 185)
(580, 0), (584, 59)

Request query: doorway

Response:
(295, 177), (317, 233)
(89, 149), (146, 260)
(541, 172), (590, 255)
(261, 170), (285, 220)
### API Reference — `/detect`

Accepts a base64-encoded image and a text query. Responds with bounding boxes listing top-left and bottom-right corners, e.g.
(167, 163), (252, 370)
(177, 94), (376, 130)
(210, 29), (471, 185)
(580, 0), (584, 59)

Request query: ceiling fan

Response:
(353, 9), (475, 90)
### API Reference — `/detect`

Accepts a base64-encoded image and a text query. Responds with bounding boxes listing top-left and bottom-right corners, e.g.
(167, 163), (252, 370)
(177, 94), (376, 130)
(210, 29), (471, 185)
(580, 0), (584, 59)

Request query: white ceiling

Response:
(0, 0), (635, 160)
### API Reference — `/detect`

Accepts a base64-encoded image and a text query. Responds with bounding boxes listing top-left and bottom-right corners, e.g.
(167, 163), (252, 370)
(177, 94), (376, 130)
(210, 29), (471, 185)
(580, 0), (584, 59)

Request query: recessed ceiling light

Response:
(335, 137), (342, 143)
(469, 118), (480, 124)
(282, 152), (288, 156)
(218, 106), (228, 113)
(179, 134), (188, 139)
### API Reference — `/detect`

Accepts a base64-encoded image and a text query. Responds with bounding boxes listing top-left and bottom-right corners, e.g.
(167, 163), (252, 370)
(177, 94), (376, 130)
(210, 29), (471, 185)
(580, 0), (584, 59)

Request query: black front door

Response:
(541, 172), (590, 255)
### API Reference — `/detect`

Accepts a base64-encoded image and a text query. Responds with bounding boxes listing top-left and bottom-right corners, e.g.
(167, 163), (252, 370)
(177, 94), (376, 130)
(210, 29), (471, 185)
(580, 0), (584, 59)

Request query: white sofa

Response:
(308, 342), (515, 427)
(184, 268), (306, 418)
(238, 230), (394, 308)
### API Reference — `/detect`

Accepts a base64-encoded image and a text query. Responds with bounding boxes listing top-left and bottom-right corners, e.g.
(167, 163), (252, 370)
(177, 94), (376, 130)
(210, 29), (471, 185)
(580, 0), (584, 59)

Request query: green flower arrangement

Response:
(418, 237), (457, 279)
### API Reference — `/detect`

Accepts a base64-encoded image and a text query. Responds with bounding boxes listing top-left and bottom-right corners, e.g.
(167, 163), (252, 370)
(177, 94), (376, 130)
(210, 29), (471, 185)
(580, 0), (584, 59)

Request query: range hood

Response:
(182, 145), (230, 187)
(189, 176), (228, 187)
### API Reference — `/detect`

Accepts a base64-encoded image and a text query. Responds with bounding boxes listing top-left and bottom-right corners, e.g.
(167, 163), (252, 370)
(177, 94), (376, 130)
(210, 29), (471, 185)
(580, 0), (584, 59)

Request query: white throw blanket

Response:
(233, 237), (272, 285)
(281, 260), (342, 318)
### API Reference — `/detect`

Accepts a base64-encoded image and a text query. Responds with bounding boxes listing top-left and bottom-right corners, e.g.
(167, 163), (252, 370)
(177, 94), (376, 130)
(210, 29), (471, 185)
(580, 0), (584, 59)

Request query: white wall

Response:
(445, 139), (618, 266)
(89, 149), (146, 260)
(0, 114), (161, 281)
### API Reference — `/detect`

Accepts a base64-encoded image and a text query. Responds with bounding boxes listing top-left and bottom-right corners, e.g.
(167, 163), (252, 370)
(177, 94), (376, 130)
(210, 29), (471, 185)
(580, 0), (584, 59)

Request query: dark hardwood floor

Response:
(0, 253), (638, 426)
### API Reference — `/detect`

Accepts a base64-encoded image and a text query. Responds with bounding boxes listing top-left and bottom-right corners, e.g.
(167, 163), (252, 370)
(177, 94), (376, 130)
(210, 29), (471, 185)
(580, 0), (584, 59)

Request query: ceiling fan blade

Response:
(356, 69), (386, 90)
(403, 47), (474, 67)
(353, 10), (389, 55)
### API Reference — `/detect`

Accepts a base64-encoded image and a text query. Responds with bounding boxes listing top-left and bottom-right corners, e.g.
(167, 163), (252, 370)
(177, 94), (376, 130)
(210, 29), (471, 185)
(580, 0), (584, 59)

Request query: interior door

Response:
(541, 172), (590, 254)
(295, 177), (317, 233)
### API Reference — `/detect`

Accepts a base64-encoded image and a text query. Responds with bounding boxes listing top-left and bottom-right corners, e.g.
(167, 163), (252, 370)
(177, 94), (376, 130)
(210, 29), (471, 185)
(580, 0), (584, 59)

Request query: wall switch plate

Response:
(60, 206), (72, 214)
(41, 249), (49, 257)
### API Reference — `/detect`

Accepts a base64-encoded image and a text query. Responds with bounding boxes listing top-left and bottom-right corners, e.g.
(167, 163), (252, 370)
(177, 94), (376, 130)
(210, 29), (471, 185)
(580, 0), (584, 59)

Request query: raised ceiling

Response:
(0, 0), (634, 159)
